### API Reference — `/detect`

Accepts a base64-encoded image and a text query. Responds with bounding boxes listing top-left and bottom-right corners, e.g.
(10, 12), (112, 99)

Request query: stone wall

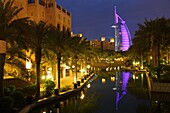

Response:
(151, 82), (170, 93)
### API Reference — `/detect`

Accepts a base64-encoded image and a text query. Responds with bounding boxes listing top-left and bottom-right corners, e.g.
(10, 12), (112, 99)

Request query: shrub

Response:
(22, 84), (36, 97)
(44, 80), (56, 97)
(4, 87), (11, 96)
(60, 85), (72, 92)
(7, 85), (16, 93)
(11, 91), (25, 108)
(4, 85), (16, 96)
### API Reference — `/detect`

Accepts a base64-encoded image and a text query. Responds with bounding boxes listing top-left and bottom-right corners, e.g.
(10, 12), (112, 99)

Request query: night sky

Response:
(56, 0), (170, 40)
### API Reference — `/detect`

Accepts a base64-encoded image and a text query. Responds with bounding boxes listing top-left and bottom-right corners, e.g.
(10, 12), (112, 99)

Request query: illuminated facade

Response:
(4, 0), (72, 80)
(90, 37), (115, 51)
(113, 6), (132, 52)
(13, 0), (72, 31)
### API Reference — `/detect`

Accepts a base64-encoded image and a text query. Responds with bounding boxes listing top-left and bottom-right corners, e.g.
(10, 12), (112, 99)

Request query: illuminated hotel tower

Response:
(112, 6), (132, 52)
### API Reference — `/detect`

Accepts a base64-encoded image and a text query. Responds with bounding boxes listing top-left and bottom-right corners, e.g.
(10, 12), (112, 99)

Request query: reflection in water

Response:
(102, 78), (106, 84)
(80, 91), (85, 100)
(111, 76), (115, 82)
(114, 71), (130, 110)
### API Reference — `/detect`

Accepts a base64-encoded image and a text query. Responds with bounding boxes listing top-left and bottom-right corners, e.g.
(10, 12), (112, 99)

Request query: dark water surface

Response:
(31, 71), (167, 113)
(87, 71), (149, 113)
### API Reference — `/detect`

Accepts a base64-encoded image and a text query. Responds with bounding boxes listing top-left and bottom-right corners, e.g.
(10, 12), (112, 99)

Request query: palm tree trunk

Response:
(57, 52), (61, 90)
(35, 47), (42, 100)
(75, 55), (78, 83)
(0, 40), (6, 99)
(157, 44), (161, 81)
(0, 53), (5, 98)
(140, 55), (143, 69)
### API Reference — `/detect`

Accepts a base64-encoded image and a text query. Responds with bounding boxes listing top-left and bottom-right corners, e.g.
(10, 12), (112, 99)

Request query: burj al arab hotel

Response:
(112, 6), (132, 52)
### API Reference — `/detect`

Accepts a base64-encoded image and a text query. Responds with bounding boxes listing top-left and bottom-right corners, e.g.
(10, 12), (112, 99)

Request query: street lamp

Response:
(72, 64), (77, 89)
(26, 60), (32, 81)
(87, 64), (90, 74)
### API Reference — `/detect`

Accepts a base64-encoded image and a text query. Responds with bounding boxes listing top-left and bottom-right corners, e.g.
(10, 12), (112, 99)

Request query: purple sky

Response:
(56, 0), (170, 40)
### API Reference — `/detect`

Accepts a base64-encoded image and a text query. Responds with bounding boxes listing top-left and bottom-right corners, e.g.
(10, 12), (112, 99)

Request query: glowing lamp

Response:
(26, 60), (32, 70)
(87, 84), (91, 88)
(110, 38), (114, 42)
(101, 37), (105, 41)
(80, 91), (85, 99)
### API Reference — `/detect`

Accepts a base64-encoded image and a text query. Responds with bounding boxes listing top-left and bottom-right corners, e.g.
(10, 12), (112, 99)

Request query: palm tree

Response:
(46, 28), (71, 90)
(5, 40), (28, 78)
(0, 0), (28, 98)
(69, 36), (92, 84)
(129, 25), (151, 68)
(26, 21), (53, 99)
(131, 17), (170, 80)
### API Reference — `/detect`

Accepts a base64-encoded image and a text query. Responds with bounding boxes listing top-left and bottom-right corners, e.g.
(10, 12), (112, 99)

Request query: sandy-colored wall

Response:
(12, 0), (72, 31)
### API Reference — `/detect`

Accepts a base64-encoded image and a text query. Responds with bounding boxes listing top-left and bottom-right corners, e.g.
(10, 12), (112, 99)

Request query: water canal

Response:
(30, 70), (170, 113)
(87, 71), (150, 113)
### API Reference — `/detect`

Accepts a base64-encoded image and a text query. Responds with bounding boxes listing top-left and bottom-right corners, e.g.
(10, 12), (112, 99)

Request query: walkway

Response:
(19, 73), (94, 113)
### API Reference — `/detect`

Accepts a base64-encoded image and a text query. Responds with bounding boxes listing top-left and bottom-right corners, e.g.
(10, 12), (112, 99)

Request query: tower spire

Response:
(114, 6), (118, 24)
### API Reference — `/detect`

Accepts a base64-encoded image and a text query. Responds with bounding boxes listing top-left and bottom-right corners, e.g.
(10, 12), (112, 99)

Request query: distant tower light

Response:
(110, 38), (114, 42)
(101, 37), (106, 41)
(79, 33), (83, 37)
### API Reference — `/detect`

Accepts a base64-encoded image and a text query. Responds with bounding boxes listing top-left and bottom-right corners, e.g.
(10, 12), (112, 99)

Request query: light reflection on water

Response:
(88, 70), (150, 113)
(30, 70), (170, 113)
(114, 71), (130, 110)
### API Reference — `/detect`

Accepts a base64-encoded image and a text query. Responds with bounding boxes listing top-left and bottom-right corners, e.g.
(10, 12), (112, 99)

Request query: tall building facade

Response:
(13, 0), (72, 31)
(113, 6), (132, 52)
(4, 0), (72, 80)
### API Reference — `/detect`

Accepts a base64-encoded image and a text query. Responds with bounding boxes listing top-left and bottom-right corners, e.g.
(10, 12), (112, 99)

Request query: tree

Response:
(131, 17), (170, 81)
(69, 36), (92, 84)
(46, 28), (71, 90)
(26, 21), (53, 100)
(0, 0), (28, 98)
(128, 24), (151, 68)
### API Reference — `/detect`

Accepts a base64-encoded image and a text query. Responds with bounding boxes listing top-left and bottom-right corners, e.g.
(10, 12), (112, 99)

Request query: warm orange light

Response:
(79, 33), (83, 37)
(87, 65), (90, 69)
(0, 40), (6, 53)
(102, 78), (106, 84)
(110, 38), (114, 42)
(26, 60), (32, 69)
(111, 76), (115, 82)
(101, 37), (105, 41)
(87, 84), (91, 88)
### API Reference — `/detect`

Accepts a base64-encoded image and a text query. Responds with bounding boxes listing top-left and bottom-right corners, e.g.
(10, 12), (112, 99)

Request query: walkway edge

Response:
(19, 73), (96, 113)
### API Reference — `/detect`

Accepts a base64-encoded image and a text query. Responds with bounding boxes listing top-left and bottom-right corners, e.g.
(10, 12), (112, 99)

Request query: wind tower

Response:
(112, 6), (132, 52)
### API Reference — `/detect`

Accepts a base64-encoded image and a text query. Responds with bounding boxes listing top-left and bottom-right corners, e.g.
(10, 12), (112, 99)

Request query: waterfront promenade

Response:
(19, 73), (95, 113)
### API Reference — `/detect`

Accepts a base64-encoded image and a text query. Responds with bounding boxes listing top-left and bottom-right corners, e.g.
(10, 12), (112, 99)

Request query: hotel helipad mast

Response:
(112, 6), (132, 52)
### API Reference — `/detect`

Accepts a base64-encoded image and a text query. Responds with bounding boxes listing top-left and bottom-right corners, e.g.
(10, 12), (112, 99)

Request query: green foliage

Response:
(44, 80), (56, 97)
(4, 85), (16, 96)
(60, 85), (72, 92)
(11, 91), (25, 108)
(148, 65), (170, 82)
(22, 84), (36, 97)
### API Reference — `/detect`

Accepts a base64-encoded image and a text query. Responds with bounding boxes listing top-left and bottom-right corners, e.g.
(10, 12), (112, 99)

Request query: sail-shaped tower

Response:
(112, 6), (132, 52)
